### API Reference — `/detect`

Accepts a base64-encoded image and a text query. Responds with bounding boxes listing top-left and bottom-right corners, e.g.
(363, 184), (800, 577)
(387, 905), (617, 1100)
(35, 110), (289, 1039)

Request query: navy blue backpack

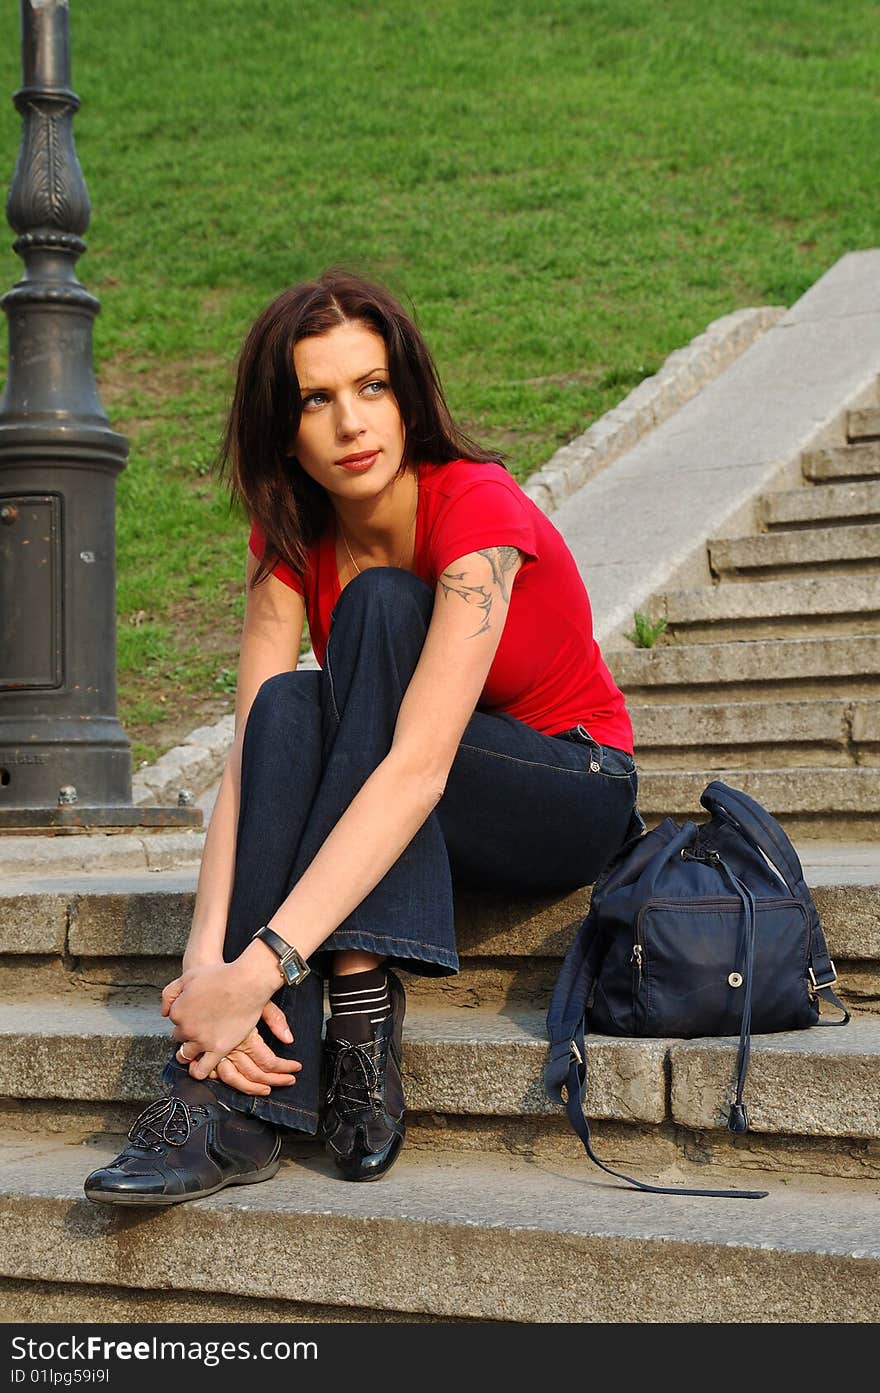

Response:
(544, 781), (849, 1200)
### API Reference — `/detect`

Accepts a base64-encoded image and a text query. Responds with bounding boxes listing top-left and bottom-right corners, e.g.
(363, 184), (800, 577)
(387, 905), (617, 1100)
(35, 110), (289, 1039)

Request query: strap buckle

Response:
(559, 1040), (584, 1105)
(808, 962), (838, 994)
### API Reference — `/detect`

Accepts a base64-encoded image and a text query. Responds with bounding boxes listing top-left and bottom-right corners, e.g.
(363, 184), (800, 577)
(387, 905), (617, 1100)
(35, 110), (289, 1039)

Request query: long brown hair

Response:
(219, 269), (502, 586)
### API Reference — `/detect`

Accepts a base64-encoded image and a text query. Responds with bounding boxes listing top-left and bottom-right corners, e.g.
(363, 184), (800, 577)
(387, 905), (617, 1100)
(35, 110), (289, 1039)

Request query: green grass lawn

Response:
(1, 0), (878, 762)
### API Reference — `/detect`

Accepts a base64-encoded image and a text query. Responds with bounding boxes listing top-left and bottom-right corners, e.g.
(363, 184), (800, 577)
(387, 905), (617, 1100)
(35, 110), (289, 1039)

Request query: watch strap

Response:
(251, 924), (311, 986)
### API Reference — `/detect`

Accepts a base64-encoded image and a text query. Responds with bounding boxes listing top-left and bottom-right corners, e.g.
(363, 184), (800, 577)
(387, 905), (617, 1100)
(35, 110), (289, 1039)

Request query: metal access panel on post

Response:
(1, 494), (63, 689)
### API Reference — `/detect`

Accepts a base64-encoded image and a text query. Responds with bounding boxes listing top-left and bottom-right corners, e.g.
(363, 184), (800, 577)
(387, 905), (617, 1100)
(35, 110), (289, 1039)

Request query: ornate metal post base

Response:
(0, 1), (200, 833)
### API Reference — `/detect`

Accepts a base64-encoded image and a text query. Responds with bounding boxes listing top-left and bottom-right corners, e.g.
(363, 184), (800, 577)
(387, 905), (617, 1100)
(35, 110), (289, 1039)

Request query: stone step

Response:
(612, 634), (880, 701)
(1, 1138), (877, 1322)
(637, 766), (880, 838)
(630, 698), (879, 770)
(0, 831), (205, 878)
(612, 632), (880, 702)
(1, 857), (877, 972)
(0, 997), (664, 1126)
(0, 1275), (422, 1325)
(662, 576), (880, 642)
(669, 1018), (880, 1138)
(5, 952), (875, 1023)
(0, 999), (877, 1146)
(803, 442), (880, 483)
(709, 524), (880, 580)
(762, 480), (880, 529)
(6, 1096), (878, 1189)
(849, 405), (880, 441)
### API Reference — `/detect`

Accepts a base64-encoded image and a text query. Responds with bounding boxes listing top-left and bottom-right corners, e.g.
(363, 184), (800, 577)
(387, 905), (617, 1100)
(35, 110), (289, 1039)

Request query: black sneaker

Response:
(322, 968), (406, 1181)
(83, 1066), (281, 1206)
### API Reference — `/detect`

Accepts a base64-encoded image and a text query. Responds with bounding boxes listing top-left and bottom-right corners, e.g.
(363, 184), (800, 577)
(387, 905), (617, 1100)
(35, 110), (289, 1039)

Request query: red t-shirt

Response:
(248, 458), (633, 751)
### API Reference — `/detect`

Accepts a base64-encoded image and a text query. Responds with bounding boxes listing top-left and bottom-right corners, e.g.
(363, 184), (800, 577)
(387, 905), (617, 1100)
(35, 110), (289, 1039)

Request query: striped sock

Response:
(327, 968), (390, 1044)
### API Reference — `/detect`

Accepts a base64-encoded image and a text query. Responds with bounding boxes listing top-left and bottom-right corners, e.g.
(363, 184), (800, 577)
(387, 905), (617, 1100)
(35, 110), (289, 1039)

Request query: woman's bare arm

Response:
(168, 553), (307, 1096)
(184, 551), (305, 969)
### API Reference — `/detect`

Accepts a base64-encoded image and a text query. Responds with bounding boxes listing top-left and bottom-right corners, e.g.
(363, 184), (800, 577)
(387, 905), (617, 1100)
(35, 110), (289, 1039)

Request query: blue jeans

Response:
(165, 568), (642, 1134)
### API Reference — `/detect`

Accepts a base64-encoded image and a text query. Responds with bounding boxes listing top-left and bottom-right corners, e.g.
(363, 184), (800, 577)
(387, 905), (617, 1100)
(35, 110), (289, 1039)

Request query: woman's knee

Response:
(246, 668), (320, 741)
(331, 566), (433, 631)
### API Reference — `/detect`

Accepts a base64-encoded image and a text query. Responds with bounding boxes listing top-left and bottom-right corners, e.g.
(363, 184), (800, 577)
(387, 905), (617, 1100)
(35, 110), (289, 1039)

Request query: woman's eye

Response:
(302, 392), (328, 410)
(362, 380), (387, 396)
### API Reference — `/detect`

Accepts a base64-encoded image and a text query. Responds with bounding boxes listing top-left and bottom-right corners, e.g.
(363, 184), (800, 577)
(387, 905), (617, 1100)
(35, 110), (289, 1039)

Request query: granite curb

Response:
(521, 305), (784, 514)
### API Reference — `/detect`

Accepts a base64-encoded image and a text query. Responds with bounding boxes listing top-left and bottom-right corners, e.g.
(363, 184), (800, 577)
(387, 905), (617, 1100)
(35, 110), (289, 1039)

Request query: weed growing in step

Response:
(625, 611), (668, 648)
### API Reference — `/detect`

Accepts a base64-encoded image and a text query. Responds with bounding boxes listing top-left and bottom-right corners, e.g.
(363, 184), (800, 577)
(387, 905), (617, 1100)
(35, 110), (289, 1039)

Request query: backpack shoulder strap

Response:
(557, 1055), (768, 1199)
(544, 905), (605, 1102)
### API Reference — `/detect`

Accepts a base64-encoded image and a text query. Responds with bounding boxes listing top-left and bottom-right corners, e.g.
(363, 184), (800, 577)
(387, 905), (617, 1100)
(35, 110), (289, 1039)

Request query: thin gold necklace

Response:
(338, 479), (419, 577)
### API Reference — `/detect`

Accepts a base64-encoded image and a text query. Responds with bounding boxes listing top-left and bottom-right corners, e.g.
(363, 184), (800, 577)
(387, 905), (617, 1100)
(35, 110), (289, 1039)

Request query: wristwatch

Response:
(251, 924), (311, 987)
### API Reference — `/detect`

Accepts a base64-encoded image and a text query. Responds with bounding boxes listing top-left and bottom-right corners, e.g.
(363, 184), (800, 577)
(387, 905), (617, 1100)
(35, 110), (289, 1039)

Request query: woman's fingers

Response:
(219, 1031), (301, 1090)
(225, 1051), (276, 1085)
(175, 1028), (301, 1095)
(214, 1055), (271, 1097)
(187, 1049), (224, 1081)
(231, 1058), (299, 1088)
(160, 977), (184, 1019)
(244, 1033), (302, 1074)
(260, 1001), (294, 1044)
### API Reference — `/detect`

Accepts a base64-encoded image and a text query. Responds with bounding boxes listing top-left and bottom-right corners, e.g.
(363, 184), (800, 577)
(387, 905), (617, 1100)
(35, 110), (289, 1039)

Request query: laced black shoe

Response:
(322, 969), (406, 1181)
(83, 1067), (281, 1206)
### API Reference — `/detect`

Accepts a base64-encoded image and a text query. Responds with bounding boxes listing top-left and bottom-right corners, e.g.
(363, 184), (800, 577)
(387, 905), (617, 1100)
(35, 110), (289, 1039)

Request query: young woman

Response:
(84, 270), (642, 1205)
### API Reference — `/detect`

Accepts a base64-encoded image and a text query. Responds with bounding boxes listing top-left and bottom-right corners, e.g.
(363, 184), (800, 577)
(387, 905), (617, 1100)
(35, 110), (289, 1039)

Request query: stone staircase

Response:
(614, 397), (880, 839)
(1, 386), (879, 1322)
(0, 832), (878, 1321)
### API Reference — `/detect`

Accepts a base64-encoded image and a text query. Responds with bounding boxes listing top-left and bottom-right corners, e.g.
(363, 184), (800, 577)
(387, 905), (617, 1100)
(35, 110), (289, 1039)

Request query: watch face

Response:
(280, 952), (310, 987)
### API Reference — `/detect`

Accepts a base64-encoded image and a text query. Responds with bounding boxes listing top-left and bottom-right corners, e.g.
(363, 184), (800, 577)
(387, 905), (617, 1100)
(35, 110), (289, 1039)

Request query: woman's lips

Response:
(336, 450), (379, 473)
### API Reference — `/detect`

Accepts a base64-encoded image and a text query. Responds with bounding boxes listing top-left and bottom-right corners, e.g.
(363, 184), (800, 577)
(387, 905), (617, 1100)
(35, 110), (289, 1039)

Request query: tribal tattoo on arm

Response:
(438, 546), (522, 637)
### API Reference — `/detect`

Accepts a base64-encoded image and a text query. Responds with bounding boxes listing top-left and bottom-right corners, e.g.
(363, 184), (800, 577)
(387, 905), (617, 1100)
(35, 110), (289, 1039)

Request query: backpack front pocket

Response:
(635, 896), (813, 1037)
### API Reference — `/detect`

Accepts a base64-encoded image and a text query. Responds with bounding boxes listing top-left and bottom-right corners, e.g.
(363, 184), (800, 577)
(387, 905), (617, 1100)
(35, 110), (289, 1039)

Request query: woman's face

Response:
(291, 321), (407, 503)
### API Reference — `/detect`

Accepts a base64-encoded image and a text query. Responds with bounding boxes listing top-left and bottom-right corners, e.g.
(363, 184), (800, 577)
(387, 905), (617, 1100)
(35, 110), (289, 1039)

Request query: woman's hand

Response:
(161, 955), (279, 1080)
(205, 1021), (302, 1096)
(175, 1001), (302, 1097)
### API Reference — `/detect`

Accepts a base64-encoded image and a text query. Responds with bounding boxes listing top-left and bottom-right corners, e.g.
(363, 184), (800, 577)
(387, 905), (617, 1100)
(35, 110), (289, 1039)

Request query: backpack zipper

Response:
(630, 942), (643, 985)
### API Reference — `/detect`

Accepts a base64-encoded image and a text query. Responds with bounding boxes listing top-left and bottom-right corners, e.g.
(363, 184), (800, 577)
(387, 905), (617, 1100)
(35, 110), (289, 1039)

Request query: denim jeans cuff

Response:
(216, 1086), (320, 1134)
(160, 1055), (320, 1135)
(315, 928), (459, 978)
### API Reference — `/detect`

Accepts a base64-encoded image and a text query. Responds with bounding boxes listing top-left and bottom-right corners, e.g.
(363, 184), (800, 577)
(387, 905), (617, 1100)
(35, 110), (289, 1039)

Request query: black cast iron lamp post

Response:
(0, 0), (200, 831)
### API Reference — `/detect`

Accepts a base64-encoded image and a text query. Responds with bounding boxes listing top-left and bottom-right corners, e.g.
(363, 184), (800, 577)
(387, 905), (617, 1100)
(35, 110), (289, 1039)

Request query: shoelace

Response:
(325, 1038), (386, 1116)
(127, 1095), (203, 1151)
